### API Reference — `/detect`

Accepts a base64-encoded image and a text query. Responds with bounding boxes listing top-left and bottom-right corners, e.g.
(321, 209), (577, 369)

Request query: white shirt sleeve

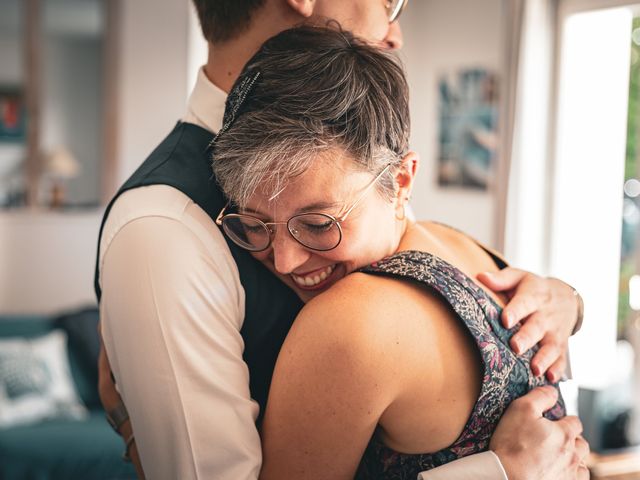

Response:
(417, 451), (508, 480)
(99, 186), (261, 480)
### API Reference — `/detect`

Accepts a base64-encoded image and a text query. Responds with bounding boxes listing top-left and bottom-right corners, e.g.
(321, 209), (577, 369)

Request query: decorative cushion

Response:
(54, 307), (101, 408)
(0, 330), (88, 428)
(54, 308), (100, 369)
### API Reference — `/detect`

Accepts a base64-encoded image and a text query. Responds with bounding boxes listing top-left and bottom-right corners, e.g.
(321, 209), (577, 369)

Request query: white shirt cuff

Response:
(417, 451), (508, 480)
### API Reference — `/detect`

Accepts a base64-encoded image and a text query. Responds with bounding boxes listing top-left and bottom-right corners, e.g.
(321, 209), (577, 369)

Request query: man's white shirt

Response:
(99, 67), (507, 480)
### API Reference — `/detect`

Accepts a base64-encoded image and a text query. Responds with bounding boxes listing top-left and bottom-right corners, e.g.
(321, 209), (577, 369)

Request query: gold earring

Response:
(395, 202), (406, 221)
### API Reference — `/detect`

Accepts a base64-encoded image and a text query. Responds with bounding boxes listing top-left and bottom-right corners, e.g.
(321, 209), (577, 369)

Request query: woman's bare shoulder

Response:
(272, 271), (449, 418)
(291, 271), (447, 357)
(418, 221), (504, 258)
(270, 273), (421, 415)
(417, 221), (480, 249)
(304, 271), (419, 318)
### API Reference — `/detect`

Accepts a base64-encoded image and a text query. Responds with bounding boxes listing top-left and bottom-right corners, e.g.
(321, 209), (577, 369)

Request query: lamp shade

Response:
(46, 147), (80, 179)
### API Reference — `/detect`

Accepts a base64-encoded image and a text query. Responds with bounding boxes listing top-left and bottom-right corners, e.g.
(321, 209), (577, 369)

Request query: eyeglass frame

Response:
(387, 0), (409, 23)
(215, 163), (393, 253)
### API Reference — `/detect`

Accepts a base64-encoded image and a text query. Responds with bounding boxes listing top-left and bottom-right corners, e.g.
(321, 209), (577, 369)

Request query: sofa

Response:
(0, 307), (136, 480)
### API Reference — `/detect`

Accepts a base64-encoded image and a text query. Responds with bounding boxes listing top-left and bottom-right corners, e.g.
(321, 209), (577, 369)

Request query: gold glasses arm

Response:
(215, 203), (228, 226)
(339, 163), (392, 222)
(388, 0), (408, 23)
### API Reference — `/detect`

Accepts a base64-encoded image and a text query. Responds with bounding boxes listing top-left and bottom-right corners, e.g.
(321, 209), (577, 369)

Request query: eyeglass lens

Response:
(288, 213), (342, 251)
(222, 213), (342, 252)
(222, 215), (270, 251)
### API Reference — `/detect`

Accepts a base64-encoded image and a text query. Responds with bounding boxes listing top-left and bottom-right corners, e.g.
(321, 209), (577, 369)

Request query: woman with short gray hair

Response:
(212, 26), (587, 480)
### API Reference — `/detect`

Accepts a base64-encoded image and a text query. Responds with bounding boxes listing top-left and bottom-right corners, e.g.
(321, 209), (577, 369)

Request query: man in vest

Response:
(97, 1), (588, 479)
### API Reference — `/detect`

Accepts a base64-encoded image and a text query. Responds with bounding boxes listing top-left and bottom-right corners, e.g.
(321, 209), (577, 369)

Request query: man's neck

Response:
(203, 7), (300, 93)
(203, 44), (251, 93)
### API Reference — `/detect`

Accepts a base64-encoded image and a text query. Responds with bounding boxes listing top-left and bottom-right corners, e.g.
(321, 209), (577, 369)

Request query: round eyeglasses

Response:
(217, 212), (342, 252)
(386, 0), (408, 23)
(215, 164), (392, 252)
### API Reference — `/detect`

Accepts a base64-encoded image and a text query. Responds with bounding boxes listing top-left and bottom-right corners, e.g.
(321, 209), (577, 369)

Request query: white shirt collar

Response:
(183, 67), (227, 133)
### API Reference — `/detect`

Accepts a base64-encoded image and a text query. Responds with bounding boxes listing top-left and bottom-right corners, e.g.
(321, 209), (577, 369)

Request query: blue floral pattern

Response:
(355, 250), (565, 479)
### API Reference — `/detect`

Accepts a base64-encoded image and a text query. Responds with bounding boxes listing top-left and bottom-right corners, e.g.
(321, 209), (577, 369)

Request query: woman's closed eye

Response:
(240, 220), (266, 233)
(298, 219), (335, 233)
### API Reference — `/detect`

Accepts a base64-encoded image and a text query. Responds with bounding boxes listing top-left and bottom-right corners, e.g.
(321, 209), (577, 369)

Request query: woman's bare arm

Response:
(259, 275), (408, 480)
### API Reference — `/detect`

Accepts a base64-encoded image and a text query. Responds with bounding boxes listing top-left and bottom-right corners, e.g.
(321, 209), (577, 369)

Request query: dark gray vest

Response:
(94, 122), (303, 422)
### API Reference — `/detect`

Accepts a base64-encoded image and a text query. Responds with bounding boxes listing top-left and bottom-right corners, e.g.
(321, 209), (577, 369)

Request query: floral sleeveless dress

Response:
(355, 250), (566, 479)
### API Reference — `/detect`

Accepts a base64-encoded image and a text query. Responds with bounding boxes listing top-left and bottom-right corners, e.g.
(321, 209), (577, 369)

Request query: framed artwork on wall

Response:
(437, 68), (499, 190)
(0, 89), (26, 143)
(0, 89), (27, 207)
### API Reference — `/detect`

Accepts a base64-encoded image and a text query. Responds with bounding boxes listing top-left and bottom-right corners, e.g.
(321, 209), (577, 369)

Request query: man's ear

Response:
(284, 0), (316, 18)
(394, 151), (419, 202)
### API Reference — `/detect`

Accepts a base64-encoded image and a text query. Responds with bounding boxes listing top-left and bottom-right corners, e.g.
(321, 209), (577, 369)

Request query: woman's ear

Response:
(284, 0), (316, 18)
(394, 151), (419, 203)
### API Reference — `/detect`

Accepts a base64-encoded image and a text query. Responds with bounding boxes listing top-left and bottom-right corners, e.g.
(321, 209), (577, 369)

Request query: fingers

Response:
(577, 466), (590, 480)
(511, 313), (568, 380)
(528, 340), (563, 377)
(503, 289), (546, 329)
(513, 385), (559, 416)
(477, 268), (526, 292)
(576, 435), (591, 480)
(478, 269), (548, 328)
(572, 435), (591, 480)
(575, 435), (590, 461)
(557, 415), (584, 439)
(510, 314), (546, 355)
(545, 353), (568, 383)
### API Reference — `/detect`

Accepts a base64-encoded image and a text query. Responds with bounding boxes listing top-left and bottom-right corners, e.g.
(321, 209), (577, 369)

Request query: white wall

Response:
(400, 0), (503, 246)
(0, 0), (194, 315)
(0, 0), (22, 85)
(115, 0), (191, 184)
(0, 35), (22, 86)
(0, 210), (102, 314)
(187, 4), (208, 100)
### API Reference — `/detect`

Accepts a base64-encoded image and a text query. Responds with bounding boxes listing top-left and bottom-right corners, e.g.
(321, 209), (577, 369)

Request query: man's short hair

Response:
(191, 0), (266, 44)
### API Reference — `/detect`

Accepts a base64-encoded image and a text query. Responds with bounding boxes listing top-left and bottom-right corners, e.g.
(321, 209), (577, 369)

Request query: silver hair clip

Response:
(211, 70), (261, 146)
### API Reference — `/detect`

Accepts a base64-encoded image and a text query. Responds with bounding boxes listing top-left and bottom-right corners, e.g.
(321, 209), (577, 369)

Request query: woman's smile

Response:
(290, 264), (338, 290)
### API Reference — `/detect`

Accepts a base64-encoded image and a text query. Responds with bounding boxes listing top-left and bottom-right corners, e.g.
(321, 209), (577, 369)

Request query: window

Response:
(619, 17), (640, 341)
(550, 2), (633, 386)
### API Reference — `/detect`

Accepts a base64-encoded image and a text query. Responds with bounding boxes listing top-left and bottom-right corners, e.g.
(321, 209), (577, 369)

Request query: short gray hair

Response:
(212, 26), (410, 207)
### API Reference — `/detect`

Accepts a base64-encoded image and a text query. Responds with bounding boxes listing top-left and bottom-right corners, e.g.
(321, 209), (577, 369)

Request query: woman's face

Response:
(242, 152), (405, 303)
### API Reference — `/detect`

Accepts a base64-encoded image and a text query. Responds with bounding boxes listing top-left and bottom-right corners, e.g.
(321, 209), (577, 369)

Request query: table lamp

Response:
(45, 146), (80, 208)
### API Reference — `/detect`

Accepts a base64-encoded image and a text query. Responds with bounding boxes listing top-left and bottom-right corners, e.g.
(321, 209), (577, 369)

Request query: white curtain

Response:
(494, 0), (524, 253)
(497, 0), (556, 274)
